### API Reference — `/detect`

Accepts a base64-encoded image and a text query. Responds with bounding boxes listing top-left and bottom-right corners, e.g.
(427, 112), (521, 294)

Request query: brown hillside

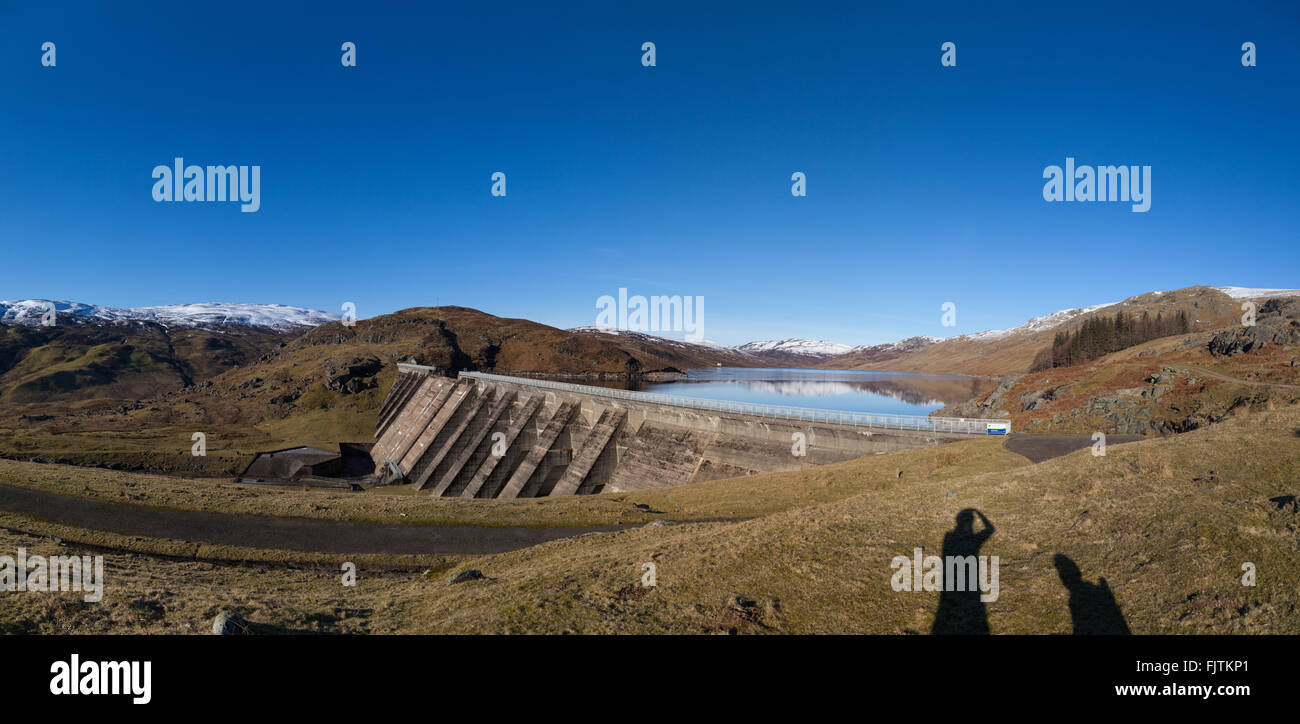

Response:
(0, 321), (294, 406)
(937, 296), (1300, 434)
(289, 306), (761, 376)
(823, 286), (1248, 376)
(0, 306), (768, 475)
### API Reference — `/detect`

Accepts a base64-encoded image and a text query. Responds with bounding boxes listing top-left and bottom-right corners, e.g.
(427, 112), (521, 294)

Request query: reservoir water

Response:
(591, 367), (997, 417)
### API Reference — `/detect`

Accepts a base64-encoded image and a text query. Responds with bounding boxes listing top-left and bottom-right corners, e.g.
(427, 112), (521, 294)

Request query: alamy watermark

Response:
(890, 546), (1000, 603)
(940, 41), (956, 67)
(1091, 431), (1106, 457)
(152, 157), (260, 212)
(1241, 301), (1257, 327)
(595, 288), (704, 341)
(941, 301), (957, 327)
(1, 548), (104, 602)
(1240, 562), (1255, 586)
(1043, 157), (1151, 213)
(35, 301), (56, 327)
(50, 655), (150, 705)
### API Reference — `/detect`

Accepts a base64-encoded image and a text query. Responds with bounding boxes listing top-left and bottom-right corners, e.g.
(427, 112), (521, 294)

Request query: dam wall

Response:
(372, 365), (1005, 498)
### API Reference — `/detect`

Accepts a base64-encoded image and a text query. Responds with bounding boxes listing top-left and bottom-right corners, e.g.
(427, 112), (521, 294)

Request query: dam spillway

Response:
(372, 364), (1007, 498)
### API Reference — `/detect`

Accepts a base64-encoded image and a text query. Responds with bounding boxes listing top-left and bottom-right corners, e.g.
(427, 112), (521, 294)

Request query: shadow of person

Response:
(931, 509), (994, 635)
(1053, 554), (1131, 635)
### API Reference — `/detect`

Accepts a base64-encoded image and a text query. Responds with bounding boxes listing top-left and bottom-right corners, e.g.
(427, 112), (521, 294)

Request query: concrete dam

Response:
(371, 364), (1008, 498)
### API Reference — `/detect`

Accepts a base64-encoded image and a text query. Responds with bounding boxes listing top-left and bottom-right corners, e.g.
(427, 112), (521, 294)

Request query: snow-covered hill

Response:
(846, 336), (945, 355)
(0, 300), (338, 331)
(736, 339), (853, 357)
(569, 328), (860, 364)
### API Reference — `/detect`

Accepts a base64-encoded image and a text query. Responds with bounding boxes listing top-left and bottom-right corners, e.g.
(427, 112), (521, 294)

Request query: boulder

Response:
(450, 569), (484, 584)
(211, 610), (249, 635)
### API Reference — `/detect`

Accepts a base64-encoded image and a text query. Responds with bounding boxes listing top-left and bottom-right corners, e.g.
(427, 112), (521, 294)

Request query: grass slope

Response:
(0, 435), (1029, 527)
(1, 403), (1296, 634)
(386, 403), (1298, 634)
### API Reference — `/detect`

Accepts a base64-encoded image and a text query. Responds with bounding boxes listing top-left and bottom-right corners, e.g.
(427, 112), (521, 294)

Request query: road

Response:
(0, 483), (622, 556)
(1176, 365), (1300, 390)
(1003, 433), (1143, 463)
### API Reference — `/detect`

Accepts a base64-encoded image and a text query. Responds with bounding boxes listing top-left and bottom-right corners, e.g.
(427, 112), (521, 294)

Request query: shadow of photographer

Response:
(1053, 554), (1130, 635)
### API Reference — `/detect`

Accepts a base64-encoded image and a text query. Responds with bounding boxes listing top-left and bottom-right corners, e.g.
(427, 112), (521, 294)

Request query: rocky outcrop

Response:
(1076, 383), (1174, 435)
(1016, 365), (1285, 435)
(1019, 385), (1061, 411)
(1209, 298), (1300, 357)
(938, 374), (1021, 419)
(324, 356), (383, 394)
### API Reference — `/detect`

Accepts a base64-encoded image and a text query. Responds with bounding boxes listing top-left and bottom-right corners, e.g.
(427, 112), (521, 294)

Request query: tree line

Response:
(1031, 310), (1190, 371)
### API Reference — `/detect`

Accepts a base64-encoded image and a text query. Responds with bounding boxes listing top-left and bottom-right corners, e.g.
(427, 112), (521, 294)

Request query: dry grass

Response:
(0, 525), (430, 634)
(375, 403), (1298, 634)
(3, 403), (1297, 634)
(0, 437), (1030, 528)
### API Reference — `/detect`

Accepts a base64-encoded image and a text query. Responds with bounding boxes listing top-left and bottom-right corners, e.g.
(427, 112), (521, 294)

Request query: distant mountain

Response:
(738, 338), (850, 355)
(568, 330), (854, 365)
(0, 300), (336, 406)
(0, 304), (777, 411)
(0, 318), (298, 405)
(734, 338), (852, 365)
(569, 285), (1300, 373)
(567, 326), (729, 350)
(832, 336), (945, 366)
(3, 289), (1295, 473)
(565, 326), (765, 368)
(5, 285), (1295, 413)
(0, 300), (338, 331)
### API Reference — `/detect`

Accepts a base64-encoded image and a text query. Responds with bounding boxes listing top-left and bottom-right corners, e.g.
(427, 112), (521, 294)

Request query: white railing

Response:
(396, 363), (439, 373)
(460, 371), (1009, 435)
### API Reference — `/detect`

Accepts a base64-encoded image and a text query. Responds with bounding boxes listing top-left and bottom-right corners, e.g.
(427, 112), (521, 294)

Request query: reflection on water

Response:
(586, 367), (997, 416)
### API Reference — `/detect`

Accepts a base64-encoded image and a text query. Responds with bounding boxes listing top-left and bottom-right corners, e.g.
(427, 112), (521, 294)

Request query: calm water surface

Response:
(589, 367), (996, 417)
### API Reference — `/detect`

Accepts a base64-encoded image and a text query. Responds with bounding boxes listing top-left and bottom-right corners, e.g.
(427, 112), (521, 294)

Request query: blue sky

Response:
(1, 1), (1296, 345)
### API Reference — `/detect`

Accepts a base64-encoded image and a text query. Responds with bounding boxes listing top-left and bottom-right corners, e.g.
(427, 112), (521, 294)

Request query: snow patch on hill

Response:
(1215, 286), (1300, 300)
(736, 339), (852, 357)
(847, 336), (945, 354)
(957, 302), (1120, 342)
(0, 300), (338, 331)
